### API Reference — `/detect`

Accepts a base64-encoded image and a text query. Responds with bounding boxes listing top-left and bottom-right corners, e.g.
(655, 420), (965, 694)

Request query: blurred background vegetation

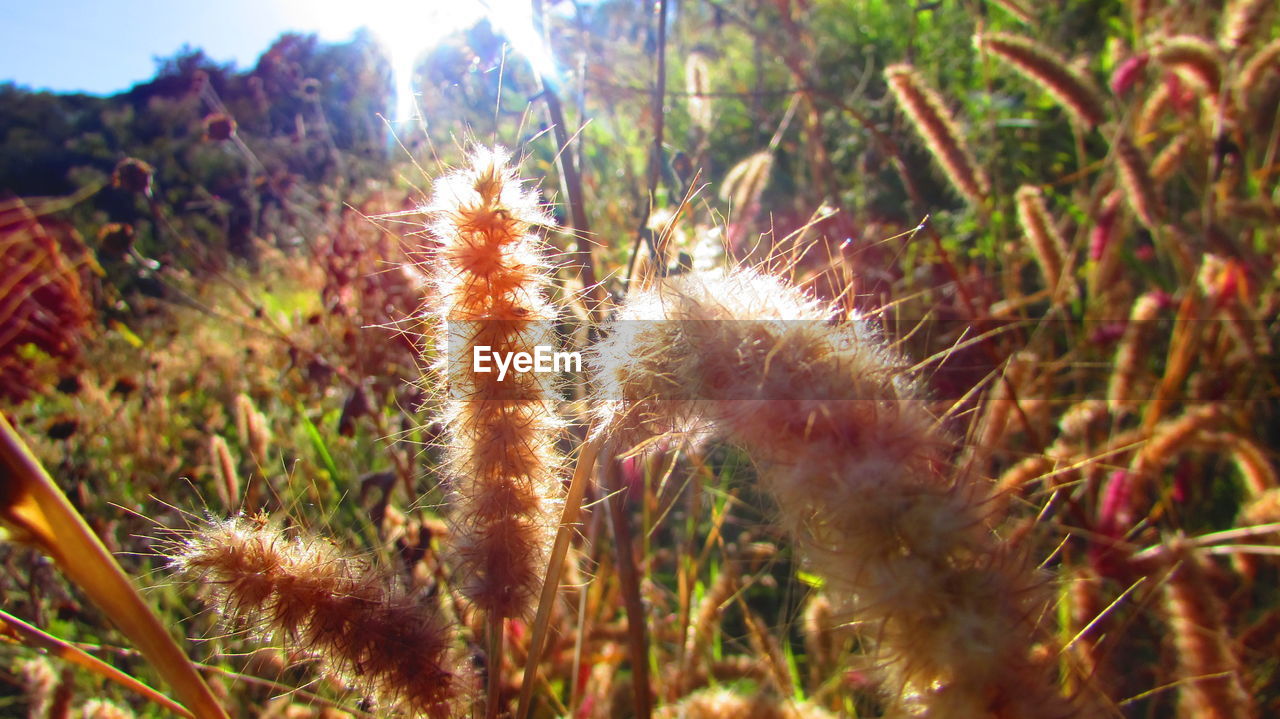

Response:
(2, 0), (1279, 716)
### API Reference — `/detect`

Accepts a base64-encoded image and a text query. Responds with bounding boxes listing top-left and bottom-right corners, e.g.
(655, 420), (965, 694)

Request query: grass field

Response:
(2, 1), (1280, 717)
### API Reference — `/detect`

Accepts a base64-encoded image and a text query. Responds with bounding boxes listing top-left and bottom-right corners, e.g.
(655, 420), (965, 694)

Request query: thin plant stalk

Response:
(538, 79), (606, 322)
(486, 613), (503, 719)
(603, 451), (653, 719)
(625, 0), (670, 286)
(516, 432), (604, 719)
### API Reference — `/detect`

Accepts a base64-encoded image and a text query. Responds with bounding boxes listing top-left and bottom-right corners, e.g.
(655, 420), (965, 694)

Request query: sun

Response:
(275, 0), (559, 125)
(275, 0), (481, 123)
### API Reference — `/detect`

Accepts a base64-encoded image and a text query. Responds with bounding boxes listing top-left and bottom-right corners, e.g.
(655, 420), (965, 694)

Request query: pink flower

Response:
(1110, 53), (1149, 96)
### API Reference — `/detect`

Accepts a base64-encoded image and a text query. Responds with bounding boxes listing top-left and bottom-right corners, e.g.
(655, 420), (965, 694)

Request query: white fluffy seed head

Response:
(592, 265), (1093, 718)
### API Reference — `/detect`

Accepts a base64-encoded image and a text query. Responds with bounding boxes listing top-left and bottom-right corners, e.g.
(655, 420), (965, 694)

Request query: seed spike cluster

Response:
(1109, 292), (1166, 413)
(1137, 81), (1175, 140)
(79, 699), (136, 719)
(1163, 551), (1254, 719)
(1114, 136), (1162, 229)
(884, 64), (990, 205)
(592, 267), (1092, 718)
(1014, 185), (1070, 299)
(424, 147), (565, 619)
(1151, 133), (1195, 184)
(170, 516), (467, 718)
(1240, 37), (1280, 94)
(1155, 36), (1223, 94)
(976, 32), (1108, 129)
(1220, 0), (1272, 50)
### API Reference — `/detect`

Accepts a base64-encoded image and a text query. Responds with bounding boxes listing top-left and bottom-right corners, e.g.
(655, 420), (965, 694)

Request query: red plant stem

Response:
(603, 454), (653, 719)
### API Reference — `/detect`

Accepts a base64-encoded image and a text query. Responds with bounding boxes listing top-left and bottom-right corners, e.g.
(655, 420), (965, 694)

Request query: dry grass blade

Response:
(0, 609), (193, 718)
(0, 413), (229, 719)
(516, 432), (603, 719)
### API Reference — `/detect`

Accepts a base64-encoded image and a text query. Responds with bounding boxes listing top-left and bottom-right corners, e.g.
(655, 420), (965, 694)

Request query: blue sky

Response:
(0, 1), (484, 96)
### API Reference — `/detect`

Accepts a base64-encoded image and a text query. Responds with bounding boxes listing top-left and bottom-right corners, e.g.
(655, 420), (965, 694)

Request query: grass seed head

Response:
(654, 688), (838, 719)
(1114, 135), (1163, 228)
(593, 266), (1092, 718)
(422, 147), (565, 620)
(1220, 0), (1273, 50)
(884, 64), (990, 204)
(1163, 553), (1254, 719)
(169, 515), (470, 718)
(1155, 36), (1223, 95)
(976, 32), (1108, 128)
(1015, 185), (1070, 299)
(79, 699), (136, 719)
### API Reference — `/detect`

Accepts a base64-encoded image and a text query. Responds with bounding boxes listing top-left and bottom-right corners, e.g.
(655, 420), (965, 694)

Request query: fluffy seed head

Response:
(1220, 0), (1273, 50)
(593, 267), (1091, 718)
(1111, 52), (1151, 96)
(208, 434), (239, 512)
(1242, 487), (1280, 525)
(1196, 432), (1278, 497)
(1089, 190), (1124, 262)
(1108, 291), (1167, 412)
(1151, 133), (1196, 184)
(1239, 37), (1280, 92)
(423, 147), (565, 619)
(976, 32), (1108, 128)
(1163, 553), (1254, 719)
(1137, 80), (1175, 139)
(655, 688), (838, 719)
(79, 700), (136, 719)
(111, 158), (154, 195)
(885, 64), (990, 204)
(1155, 36), (1223, 94)
(1131, 405), (1226, 488)
(169, 515), (469, 718)
(1014, 185), (1070, 298)
(1114, 136), (1162, 228)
